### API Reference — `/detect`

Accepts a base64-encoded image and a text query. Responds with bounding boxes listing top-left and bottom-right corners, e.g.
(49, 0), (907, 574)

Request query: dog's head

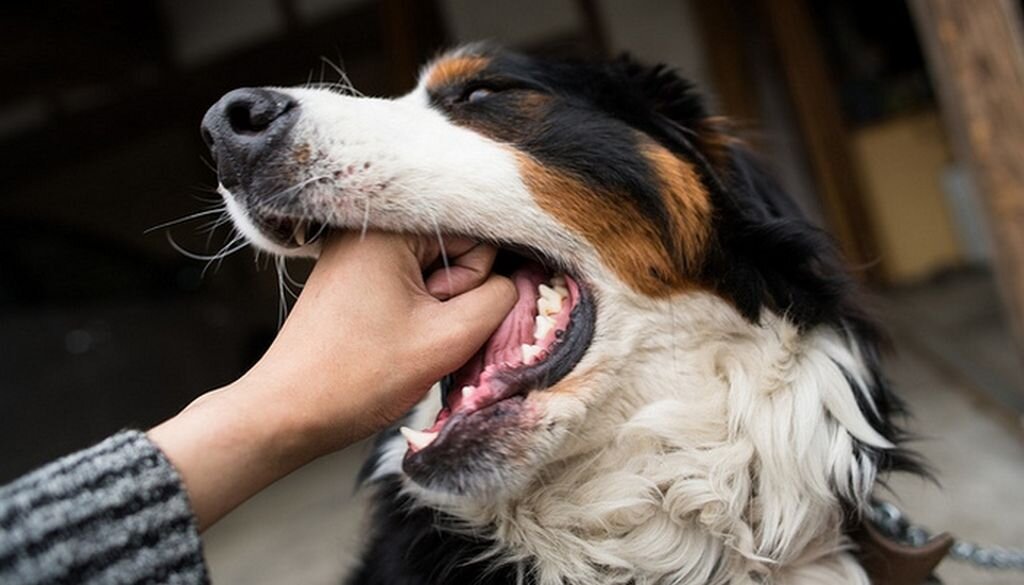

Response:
(203, 46), (915, 516)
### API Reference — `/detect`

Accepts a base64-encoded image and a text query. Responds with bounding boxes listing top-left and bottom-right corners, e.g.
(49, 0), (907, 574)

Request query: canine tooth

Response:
(538, 284), (560, 300)
(537, 296), (562, 316)
(399, 426), (438, 450)
(553, 284), (568, 297)
(294, 222), (307, 246)
(461, 386), (475, 400)
(521, 344), (542, 364)
(534, 315), (556, 340)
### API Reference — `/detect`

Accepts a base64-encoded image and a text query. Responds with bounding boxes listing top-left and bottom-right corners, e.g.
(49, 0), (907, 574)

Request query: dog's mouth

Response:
(240, 204), (596, 468)
(401, 247), (595, 457)
(255, 215), (327, 248)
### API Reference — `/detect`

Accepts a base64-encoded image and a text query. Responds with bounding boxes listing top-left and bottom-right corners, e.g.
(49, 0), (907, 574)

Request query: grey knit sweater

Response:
(0, 430), (209, 584)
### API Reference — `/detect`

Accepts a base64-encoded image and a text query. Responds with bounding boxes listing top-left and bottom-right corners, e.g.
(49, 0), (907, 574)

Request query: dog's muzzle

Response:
(201, 88), (298, 192)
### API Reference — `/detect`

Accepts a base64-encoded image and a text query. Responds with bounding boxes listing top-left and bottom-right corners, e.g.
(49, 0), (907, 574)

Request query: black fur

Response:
(345, 478), (530, 585)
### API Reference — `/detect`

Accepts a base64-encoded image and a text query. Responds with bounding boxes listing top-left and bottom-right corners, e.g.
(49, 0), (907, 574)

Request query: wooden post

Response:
(691, 0), (761, 124)
(756, 0), (883, 280)
(909, 0), (1024, 356)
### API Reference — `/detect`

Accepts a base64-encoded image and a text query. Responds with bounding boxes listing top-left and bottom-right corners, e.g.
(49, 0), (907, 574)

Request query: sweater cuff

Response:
(0, 430), (209, 585)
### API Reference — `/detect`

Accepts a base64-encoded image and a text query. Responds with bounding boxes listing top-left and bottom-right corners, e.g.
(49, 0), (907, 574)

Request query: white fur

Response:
(220, 69), (896, 584)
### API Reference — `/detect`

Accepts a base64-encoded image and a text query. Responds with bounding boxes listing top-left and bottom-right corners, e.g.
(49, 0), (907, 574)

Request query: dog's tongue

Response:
(452, 263), (546, 387)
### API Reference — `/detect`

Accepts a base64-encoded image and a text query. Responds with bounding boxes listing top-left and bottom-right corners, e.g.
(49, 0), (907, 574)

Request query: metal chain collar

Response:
(868, 500), (1024, 571)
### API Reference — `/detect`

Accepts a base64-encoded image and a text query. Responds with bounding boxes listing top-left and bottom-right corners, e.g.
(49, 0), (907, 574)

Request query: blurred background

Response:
(1, 0), (1022, 583)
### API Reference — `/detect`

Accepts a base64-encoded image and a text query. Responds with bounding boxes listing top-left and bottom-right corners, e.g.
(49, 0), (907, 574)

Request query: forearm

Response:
(146, 365), (367, 532)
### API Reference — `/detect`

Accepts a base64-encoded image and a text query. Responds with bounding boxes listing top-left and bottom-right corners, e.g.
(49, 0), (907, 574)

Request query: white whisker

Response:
(205, 229), (244, 277)
(167, 231), (248, 263)
(429, 212), (453, 297)
(360, 194), (372, 241)
(145, 207), (225, 234)
(276, 258), (287, 328)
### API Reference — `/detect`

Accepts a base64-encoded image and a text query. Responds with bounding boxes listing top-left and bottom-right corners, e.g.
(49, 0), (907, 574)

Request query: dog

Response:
(201, 45), (923, 584)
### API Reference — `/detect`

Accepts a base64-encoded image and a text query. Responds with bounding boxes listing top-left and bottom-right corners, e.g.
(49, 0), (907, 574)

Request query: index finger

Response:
(424, 243), (499, 300)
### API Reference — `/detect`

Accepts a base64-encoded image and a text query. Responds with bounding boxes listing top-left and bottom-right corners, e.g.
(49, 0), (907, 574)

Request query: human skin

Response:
(148, 231), (517, 531)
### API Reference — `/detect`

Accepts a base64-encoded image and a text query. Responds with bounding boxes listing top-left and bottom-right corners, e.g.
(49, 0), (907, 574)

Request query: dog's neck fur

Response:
(392, 291), (887, 584)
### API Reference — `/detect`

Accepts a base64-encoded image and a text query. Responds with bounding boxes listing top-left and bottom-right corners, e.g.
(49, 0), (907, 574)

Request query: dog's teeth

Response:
(537, 296), (562, 316)
(538, 283), (567, 316)
(548, 276), (569, 298)
(400, 426), (438, 450)
(538, 284), (560, 301)
(521, 344), (542, 364)
(294, 222), (307, 246)
(534, 315), (556, 340)
(461, 386), (475, 400)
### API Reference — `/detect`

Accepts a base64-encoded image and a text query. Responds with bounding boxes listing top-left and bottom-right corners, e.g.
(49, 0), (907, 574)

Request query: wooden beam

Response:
(756, 0), (882, 280)
(379, 0), (449, 94)
(909, 0), (1024, 357)
(691, 0), (760, 123)
(576, 0), (611, 57)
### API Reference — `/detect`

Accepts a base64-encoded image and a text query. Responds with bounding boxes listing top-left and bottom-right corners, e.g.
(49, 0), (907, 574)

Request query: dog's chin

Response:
(401, 402), (557, 499)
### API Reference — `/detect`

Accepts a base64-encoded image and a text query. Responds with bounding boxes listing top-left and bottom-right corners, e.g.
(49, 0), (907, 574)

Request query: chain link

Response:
(867, 500), (1024, 571)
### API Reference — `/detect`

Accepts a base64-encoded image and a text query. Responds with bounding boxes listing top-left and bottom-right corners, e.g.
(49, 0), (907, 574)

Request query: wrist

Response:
(218, 368), (325, 465)
(148, 376), (317, 530)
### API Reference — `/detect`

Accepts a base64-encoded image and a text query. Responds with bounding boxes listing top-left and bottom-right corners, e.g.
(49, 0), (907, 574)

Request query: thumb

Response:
(428, 274), (518, 371)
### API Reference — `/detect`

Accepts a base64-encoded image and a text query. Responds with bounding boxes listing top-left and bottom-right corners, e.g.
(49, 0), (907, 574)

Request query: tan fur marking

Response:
(518, 148), (712, 297)
(643, 142), (713, 273)
(425, 56), (490, 90)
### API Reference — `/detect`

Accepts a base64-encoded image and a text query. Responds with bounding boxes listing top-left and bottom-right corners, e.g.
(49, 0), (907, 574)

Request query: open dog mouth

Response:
(401, 248), (595, 457)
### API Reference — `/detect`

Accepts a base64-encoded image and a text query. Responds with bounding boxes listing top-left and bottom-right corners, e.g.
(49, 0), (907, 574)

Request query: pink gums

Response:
(426, 263), (579, 432)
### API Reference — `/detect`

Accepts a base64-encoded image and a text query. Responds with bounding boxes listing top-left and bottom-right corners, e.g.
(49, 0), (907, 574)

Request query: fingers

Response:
(424, 243), (499, 300)
(311, 230), (499, 301)
(426, 274), (518, 368)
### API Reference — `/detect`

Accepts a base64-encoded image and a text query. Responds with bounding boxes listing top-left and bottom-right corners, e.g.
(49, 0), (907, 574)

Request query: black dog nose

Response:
(201, 88), (298, 185)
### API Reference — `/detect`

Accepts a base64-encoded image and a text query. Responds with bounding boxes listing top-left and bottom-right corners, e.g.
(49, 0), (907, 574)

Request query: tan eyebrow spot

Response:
(643, 142), (713, 274)
(425, 56), (490, 91)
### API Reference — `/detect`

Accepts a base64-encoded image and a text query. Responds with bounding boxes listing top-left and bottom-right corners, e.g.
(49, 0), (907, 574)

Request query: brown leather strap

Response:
(852, 521), (953, 585)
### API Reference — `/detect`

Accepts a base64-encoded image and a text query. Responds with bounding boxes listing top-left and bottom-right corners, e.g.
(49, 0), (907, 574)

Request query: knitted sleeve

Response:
(0, 430), (209, 585)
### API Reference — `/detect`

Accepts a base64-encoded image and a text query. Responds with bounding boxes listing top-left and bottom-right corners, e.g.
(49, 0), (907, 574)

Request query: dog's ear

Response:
(613, 56), (859, 329)
(615, 56), (708, 130)
(614, 55), (738, 169)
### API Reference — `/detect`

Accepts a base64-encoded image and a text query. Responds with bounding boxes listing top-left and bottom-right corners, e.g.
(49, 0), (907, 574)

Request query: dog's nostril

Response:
(222, 89), (296, 136)
(226, 101), (263, 135)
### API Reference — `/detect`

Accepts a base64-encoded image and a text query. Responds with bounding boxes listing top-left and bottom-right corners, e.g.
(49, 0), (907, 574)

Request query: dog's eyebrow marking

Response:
(425, 56), (490, 91)
(643, 142), (713, 274)
(516, 149), (711, 297)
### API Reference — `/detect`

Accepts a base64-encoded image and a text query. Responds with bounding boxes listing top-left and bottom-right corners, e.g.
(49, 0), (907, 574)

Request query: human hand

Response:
(149, 231), (516, 530)
(248, 230), (518, 452)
